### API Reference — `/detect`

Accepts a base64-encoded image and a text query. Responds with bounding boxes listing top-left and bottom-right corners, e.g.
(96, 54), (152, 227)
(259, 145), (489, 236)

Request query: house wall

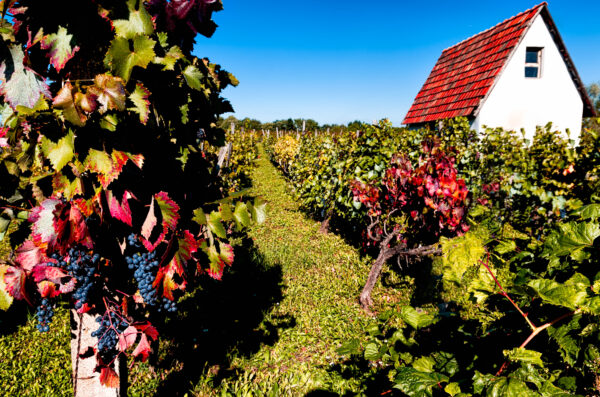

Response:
(472, 14), (583, 143)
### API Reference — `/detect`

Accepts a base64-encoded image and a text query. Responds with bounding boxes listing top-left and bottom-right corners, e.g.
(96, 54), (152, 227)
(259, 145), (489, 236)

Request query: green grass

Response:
(0, 146), (412, 396)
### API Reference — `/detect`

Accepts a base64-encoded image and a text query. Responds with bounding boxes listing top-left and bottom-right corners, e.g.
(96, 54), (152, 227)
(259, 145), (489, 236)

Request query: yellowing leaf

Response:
(182, 65), (204, 91)
(128, 83), (151, 124)
(47, 130), (75, 171)
(113, 0), (154, 39)
(40, 26), (79, 73)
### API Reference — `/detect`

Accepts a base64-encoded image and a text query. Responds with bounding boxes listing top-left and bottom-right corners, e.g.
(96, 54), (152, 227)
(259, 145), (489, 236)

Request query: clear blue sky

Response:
(192, 1), (600, 126)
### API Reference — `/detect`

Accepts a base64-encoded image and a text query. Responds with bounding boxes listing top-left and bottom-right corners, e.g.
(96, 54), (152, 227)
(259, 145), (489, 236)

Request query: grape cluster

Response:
(35, 298), (54, 332)
(158, 297), (177, 313)
(126, 234), (159, 305)
(64, 248), (100, 310)
(92, 311), (130, 361)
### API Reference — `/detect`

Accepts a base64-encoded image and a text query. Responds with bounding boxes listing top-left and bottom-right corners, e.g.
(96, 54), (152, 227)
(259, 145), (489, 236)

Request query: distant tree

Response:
(240, 117), (262, 130)
(347, 120), (366, 132)
(584, 83), (600, 133)
(218, 115), (239, 130)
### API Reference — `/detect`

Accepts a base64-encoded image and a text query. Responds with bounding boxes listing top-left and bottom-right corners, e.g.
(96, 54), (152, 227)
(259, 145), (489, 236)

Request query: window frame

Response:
(524, 47), (543, 79)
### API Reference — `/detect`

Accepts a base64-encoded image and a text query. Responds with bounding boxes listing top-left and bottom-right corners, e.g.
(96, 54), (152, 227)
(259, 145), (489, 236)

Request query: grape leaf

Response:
(15, 240), (44, 271)
(504, 347), (544, 367)
(401, 305), (438, 330)
(47, 130), (75, 171)
(105, 36), (156, 82)
(440, 230), (487, 284)
(128, 83), (151, 124)
(0, 265), (13, 310)
(182, 65), (204, 91)
(40, 26), (80, 73)
(118, 326), (138, 352)
(233, 201), (251, 229)
(207, 211), (226, 239)
(29, 198), (62, 250)
(99, 366), (119, 388)
(53, 204), (93, 254)
(52, 83), (85, 126)
(37, 280), (60, 298)
(1, 46), (51, 108)
(153, 45), (183, 71)
(155, 191), (180, 231)
(3, 265), (30, 304)
(105, 190), (134, 226)
(132, 333), (152, 362)
(543, 221), (600, 259)
(32, 264), (68, 284)
(87, 74), (126, 113)
(528, 273), (590, 310)
(113, 0), (154, 39)
(393, 367), (448, 396)
(141, 196), (156, 240)
(486, 377), (538, 397)
(84, 148), (112, 179)
(154, 231), (196, 300)
(575, 204), (600, 221)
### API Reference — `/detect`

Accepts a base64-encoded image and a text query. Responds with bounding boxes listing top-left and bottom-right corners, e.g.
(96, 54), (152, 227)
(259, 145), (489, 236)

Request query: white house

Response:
(403, 2), (596, 141)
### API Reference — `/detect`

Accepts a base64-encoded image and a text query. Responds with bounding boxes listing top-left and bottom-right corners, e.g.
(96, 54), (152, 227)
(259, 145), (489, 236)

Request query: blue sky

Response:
(193, 1), (600, 126)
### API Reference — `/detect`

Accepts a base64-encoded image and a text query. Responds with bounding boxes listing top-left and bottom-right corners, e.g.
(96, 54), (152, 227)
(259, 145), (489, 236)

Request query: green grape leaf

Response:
(412, 356), (436, 373)
(495, 240), (517, 255)
(401, 306), (438, 330)
(393, 367), (448, 396)
(47, 130), (75, 171)
(444, 383), (461, 396)
(40, 26), (79, 72)
(528, 273), (590, 310)
(113, 0), (154, 39)
(128, 82), (151, 124)
(547, 316), (581, 366)
(182, 65), (204, 91)
(105, 36), (156, 82)
(336, 338), (360, 356)
(503, 347), (544, 367)
(575, 204), (600, 221)
(252, 197), (267, 224)
(364, 342), (380, 361)
(233, 201), (251, 229)
(543, 221), (600, 259)
(440, 230), (487, 284)
(154, 46), (183, 71)
(1, 46), (51, 108)
(208, 211), (226, 239)
(487, 377), (538, 397)
(192, 207), (207, 225)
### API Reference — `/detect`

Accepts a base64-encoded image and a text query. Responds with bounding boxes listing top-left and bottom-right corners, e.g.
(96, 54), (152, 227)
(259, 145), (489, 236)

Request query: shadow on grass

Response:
(0, 300), (31, 336)
(149, 236), (292, 396)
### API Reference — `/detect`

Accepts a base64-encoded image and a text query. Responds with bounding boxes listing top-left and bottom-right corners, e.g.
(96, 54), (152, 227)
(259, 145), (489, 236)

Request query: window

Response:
(525, 47), (543, 78)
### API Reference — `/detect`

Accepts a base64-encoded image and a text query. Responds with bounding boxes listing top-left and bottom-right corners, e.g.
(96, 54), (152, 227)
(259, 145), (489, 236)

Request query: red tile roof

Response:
(403, 3), (546, 125)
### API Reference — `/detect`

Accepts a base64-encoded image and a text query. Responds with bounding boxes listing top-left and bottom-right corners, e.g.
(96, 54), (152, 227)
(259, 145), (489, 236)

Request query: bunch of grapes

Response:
(62, 247), (100, 310)
(125, 234), (160, 306)
(35, 298), (54, 332)
(92, 311), (130, 361)
(158, 297), (177, 313)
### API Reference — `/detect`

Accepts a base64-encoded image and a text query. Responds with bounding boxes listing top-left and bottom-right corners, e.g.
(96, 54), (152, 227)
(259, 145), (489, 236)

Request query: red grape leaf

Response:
(59, 277), (76, 294)
(99, 366), (119, 388)
(3, 266), (31, 304)
(118, 326), (138, 352)
(219, 241), (234, 267)
(201, 240), (229, 281)
(132, 333), (152, 362)
(37, 280), (59, 298)
(153, 231), (196, 299)
(128, 82), (151, 124)
(72, 197), (95, 218)
(32, 264), (67, 283)
(87, 74), (126, 113)
(54, 203), (93, 254)
(142, 192), (179, 252)
(40, 26), (80, 73)
(135, 322), (159, 341)
(105, 190), (133, 226)
(15, 240), (44, 271)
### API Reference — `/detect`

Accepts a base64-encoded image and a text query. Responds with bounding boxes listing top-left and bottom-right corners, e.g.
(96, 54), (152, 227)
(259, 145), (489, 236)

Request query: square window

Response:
(525, 47), (542, 78)
(525, 66), (539, 78)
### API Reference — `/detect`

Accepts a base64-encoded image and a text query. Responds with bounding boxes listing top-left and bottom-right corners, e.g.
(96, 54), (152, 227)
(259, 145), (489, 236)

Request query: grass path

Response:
(192, 147), (378, 395)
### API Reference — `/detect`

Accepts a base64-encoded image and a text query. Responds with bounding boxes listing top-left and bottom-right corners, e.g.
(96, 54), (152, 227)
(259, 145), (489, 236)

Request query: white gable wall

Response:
(472, 14), (583, 142)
